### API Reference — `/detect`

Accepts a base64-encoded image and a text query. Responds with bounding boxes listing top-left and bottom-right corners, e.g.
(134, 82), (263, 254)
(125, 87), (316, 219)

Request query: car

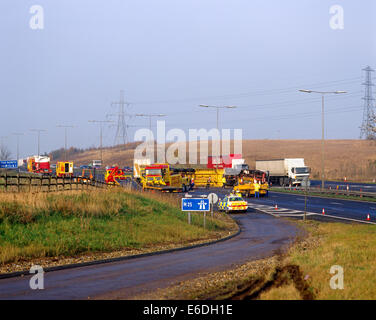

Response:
(217, 195), (248, 213)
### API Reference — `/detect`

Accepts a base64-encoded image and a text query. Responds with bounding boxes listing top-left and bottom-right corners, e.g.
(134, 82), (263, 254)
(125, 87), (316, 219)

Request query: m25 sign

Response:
(181, 198), (210, 212)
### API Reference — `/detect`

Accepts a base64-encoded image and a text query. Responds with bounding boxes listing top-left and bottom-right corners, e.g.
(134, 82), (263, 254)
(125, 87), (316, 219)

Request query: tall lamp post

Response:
(88, 120), (114, 164)
(135, 114), (166, 141)
(299, 89), (347, 190)
(199, 105), (237, 130)
(12, 133), (24, 162)
(30, 129), (47, 156)
(57, 125), (74, 160)
(199, 105), (237, 170)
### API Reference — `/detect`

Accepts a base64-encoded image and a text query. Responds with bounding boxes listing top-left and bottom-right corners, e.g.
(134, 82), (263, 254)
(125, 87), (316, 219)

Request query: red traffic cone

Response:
(322, 208), (325, 215)
(275, 204), (278, 210)
(367, 214), (371, 221)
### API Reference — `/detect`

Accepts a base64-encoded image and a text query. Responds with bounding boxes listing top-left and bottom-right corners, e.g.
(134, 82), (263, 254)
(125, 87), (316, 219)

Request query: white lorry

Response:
(255, 158), (310, 186)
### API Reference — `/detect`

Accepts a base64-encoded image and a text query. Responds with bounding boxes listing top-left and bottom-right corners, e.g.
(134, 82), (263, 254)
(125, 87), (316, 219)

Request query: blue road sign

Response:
(0, 160), (18, 169)
(181, 198), (210, 212)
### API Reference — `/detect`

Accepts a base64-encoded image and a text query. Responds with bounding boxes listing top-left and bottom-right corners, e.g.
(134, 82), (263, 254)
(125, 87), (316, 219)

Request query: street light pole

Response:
(57, 125), (74, 160)
(12, 133), (24, 161)
(199, 105), (237, 173)
(30, 129), (47, 156)
(135, 114), (166, 141)
(299, 89), (347, 190)
(199, 105), (237, 131)
(88, 120), (114, 164)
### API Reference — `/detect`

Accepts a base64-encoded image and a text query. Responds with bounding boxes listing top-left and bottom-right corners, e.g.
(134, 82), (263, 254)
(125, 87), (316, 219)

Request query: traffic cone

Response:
(367, 214), (371, 221)
(322, 208), (325, 215)
(275, 204), (278, 210)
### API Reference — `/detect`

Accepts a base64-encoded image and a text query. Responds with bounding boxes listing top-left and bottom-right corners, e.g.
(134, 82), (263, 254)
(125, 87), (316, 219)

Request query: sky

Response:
(0, 0), (375, 158)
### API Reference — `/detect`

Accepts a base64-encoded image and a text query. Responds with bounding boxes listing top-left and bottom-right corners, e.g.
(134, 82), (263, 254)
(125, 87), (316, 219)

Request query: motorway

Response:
(261, 191), (376, 223)
(1, 187), (375, 299)
(189, 188), (376, 223)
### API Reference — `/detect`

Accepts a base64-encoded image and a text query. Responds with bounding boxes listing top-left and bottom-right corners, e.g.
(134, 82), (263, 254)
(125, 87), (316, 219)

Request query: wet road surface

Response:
(0, 210), (299, 300)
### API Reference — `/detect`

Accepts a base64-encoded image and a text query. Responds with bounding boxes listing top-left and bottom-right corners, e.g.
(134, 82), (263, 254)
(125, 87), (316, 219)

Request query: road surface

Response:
(0, 207), (299, 299)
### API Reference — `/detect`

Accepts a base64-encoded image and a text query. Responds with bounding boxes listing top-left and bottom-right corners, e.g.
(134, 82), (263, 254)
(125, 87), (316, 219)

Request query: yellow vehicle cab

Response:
(217, 195), (248, 213)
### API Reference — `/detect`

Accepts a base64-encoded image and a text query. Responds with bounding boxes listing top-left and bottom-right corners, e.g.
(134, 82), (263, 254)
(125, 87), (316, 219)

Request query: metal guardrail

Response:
(270, 186), (376, 199)
(0, 172), (108, 193)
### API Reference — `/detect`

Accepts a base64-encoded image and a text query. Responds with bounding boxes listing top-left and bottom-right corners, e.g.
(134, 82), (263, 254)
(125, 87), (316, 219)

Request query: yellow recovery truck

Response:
(142, 163), (191, 192)
(231, 170), (269, 197)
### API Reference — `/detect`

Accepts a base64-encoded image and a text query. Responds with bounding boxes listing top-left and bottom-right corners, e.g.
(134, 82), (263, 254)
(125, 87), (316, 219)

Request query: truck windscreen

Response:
(146, 169), (162, 176)
(295, 167), (310, 174)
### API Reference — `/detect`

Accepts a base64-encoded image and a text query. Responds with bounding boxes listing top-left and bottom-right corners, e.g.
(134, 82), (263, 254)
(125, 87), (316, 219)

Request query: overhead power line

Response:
(130, 76), (361, 105)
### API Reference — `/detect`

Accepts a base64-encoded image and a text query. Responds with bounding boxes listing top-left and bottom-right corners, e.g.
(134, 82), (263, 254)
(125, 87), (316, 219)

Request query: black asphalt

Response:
(255, 191), (376, 222)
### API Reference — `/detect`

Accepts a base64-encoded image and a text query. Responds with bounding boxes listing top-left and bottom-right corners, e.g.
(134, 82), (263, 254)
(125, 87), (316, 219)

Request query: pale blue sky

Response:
(0, 0), (375, 157)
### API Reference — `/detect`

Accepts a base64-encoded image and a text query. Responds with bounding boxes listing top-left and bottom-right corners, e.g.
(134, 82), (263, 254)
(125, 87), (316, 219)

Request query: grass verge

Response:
(0, 190), (236, 271)
(136, 220), (376, 300)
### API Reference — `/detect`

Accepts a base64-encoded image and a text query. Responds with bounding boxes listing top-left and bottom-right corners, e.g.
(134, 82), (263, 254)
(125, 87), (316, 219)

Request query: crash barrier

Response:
(271, 186), (376, 199)
(0, 172), (108, 193)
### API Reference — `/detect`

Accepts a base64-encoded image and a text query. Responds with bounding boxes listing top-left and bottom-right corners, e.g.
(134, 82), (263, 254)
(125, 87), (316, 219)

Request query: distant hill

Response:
(51, 140), (376, 182)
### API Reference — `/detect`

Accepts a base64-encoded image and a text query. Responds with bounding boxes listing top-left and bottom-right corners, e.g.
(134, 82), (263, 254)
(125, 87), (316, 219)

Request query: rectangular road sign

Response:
(0, 160), (18, 169)
(181, 198), (210, 212)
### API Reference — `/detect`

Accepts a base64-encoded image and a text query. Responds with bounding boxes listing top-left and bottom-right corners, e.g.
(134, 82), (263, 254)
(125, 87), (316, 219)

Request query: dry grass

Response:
(284, 221), (376, 300)
(135, 220), (376, 300)
(53, 140), (376, 182)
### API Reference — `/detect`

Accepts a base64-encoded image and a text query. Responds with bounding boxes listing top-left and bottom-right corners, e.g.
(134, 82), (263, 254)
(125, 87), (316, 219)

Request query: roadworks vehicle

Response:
(143, 163), (191, 192)
(77, 168), (94, 183)
(56, 161), (74, 177)
(172, 164), (225, 188)
(105, 166), (129, 186)
(27, 156), (52, 174)
(229, 170), (269, 197)
(217, 194), (248, 213)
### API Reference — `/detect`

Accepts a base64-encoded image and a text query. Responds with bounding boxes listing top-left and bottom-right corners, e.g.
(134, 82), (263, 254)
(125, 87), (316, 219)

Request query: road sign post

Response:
(208, 193), (218, 218)
(303, 177), (308, 221)
(182, 198), (210, 227)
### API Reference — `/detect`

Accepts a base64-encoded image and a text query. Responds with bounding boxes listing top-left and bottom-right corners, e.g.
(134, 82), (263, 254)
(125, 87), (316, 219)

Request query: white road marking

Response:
(247, 203), (376, 225)
(330, 202), (343, 205)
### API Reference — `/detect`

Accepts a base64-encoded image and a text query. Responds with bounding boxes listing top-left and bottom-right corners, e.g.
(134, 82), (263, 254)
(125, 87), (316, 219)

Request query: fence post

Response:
(29, 176), (31, 192)
(17, 173), (20, 193)
(4, 172), (7, 192)
(48, 176), (51, 192)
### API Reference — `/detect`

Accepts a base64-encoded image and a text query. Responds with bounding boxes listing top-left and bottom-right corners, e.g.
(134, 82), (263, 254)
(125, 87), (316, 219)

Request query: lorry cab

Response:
(289, 166), (310, 185)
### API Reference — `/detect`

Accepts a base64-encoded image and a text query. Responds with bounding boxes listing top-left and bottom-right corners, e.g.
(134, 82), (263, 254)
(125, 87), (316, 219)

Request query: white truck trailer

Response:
(255, 158), (310, 186)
